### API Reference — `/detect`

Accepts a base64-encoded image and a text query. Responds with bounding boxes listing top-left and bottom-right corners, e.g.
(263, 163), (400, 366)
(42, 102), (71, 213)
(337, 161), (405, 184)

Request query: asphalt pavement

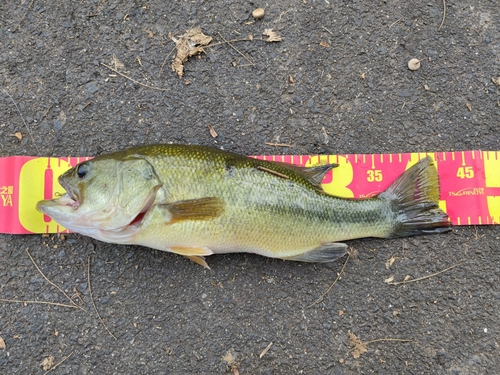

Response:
(1, 0), (499, 374)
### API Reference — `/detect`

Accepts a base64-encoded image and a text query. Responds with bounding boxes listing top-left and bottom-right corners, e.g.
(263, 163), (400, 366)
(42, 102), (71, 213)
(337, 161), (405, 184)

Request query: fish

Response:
(37, 144), (451, 268)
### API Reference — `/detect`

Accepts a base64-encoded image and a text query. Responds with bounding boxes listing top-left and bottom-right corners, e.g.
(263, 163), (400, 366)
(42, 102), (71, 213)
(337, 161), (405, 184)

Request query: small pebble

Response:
(408, 58), (421, 71)
(252, 8), (265, 19)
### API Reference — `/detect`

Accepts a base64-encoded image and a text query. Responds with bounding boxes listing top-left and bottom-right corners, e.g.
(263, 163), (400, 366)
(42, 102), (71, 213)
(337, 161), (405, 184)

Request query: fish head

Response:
(37, 156), (162, 235)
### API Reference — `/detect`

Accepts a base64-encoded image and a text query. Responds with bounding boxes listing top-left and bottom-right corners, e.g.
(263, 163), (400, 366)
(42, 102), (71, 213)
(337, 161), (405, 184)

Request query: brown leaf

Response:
(319, 41), (329, 47)
(208, 125), (218, 138)
(222, 349), (236, 365)
(384, 275), (394, 284)
(385, 256), (396, 269)
(171, 26), (212, 78)
(14, 131), (22, 140)
(263, 28), (282, 42)
(41, 356), (55, 371)
(348, 331), (367, 359)
(0, 336), (5, 350)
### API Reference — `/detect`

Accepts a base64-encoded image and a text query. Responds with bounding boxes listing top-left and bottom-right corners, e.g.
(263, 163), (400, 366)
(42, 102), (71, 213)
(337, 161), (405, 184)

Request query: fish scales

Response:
(135, 146), (393, 255)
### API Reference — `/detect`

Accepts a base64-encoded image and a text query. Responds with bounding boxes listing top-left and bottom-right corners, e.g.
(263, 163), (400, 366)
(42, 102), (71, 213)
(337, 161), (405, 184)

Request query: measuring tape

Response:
(1, 150), (498, 234)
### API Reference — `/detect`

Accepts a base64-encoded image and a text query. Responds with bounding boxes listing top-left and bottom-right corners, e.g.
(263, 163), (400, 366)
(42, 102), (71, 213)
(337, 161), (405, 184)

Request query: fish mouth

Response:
(59, 179), (81, 209)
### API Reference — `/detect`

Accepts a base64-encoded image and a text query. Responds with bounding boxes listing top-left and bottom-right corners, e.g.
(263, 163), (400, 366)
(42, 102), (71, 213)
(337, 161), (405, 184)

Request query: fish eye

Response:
(77, 163), (89, 179)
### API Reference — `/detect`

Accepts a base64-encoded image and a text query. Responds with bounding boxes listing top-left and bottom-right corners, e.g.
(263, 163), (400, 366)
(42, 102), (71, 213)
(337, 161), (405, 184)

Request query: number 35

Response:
(367, 169), (383, 182)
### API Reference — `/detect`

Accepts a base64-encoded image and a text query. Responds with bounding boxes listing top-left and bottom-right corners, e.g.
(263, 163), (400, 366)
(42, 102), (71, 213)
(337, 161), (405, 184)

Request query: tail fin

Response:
(378, 156), (451, 238)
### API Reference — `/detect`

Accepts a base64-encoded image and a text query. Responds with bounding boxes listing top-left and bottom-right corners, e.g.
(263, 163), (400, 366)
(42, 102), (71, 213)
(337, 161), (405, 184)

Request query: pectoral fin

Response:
(159, 197), (225, 224)
(280, 243), (348, 263)
(168, 246), (214, 269)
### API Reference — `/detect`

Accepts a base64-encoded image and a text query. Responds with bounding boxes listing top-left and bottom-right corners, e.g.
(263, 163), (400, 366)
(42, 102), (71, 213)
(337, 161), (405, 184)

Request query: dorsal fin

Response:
(255, 162), (338, 186)
(291, 164), (339, 185)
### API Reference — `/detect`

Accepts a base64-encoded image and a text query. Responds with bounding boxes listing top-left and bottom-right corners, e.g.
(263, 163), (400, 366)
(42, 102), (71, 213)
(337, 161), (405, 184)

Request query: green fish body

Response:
(37, 145), (451, 267)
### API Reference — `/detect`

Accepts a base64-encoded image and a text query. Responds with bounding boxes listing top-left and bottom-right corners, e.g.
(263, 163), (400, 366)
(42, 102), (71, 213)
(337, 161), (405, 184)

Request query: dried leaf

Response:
(41, 356), (55, 371)
(0, 336), (5, 350)
(289, 75), (294, 84)
(263, 29), (282, 42)
(424, 84), (429, 90)
(384, 275), (394, 284)
(14, 131), (22, 140)
(385, 256), (396, 269)
(466, 102), (472, 111)
(208, 125), (218, 138)
(171, 26), (212, 78)
(348, 331), (367, 359)
(222, 349), (236, 365)
(492, 77), (500, 86)
(404, 275), (411, 282)
(319, 41), (329, 47)
(112, 54), (125, 71)
(338, 310), (344, 316)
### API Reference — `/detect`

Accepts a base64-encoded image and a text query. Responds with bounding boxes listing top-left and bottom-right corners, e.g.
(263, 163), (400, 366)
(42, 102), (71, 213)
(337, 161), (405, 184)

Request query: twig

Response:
(158, 45), (177, 78)
(217, 32), (256, 68)
(259, 342), (273, 358)
(72, 287), (86, 305)
(389, 17), (404, 29)
(206, 37), (259, 48)
(321, 26), (333, 35)
(468, 28), (483, 47)
(0, 87), (40, 154)
(388, 263), (459, 285)
(43, 352), (74, 375)
(264, 142), (292, 147)
(40, 104), (53, 122)
(88, 256), (117, 340)
(0, 298), (79, 309)
(346, 338), (412, 355)
(438, 0), (446, 30)
(365, 338), (413, 344)
(12, 0), (35, 32)
(308, 253), (350, 308)
(26, 249), (84, 311)
(256, 166), (289, 179)
(100, 62), (169, 91)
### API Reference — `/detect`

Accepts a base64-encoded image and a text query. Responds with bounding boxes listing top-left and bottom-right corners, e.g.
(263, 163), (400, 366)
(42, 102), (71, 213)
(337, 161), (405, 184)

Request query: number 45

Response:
(456, 166), (474, 179)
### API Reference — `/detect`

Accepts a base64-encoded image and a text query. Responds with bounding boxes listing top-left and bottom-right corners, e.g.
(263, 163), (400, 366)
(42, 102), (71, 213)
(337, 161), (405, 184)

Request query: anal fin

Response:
(280, 243), (348, 263)
(169, 246), (214, 269)
(184, 255), (210, 269)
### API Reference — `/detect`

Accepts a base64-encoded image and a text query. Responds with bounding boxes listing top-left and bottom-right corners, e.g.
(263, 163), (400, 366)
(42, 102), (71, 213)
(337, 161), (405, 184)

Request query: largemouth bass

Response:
(37, 145), (451, 268)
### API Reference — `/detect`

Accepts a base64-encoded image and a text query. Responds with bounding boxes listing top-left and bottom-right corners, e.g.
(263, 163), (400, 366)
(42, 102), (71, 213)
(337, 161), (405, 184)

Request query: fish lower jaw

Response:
(51, 194), (80, 209)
